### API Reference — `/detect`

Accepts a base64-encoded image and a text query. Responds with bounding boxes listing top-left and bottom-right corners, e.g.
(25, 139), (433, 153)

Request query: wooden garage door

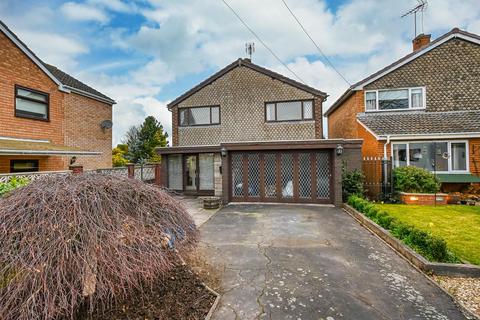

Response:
(230, 151), (332, 204)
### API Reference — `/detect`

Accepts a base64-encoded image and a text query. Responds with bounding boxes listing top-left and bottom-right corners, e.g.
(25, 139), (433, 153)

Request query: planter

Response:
(202, 197), (221, 209)
(399, 192), (448, 205)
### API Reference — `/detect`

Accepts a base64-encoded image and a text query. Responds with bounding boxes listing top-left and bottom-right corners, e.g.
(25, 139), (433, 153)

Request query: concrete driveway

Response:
(199, 204), (468, 320)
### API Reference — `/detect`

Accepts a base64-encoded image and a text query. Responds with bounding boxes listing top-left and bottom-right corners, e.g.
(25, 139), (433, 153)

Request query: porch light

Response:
(410, 196), (419, 201)
(336, 144), (344, 156)
(221, 147), (228, 157)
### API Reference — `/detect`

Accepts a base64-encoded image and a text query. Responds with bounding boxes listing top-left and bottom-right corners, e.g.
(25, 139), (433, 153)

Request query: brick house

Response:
(326, 28), (480, 191)
(157, 58), (362, 206)
(0, 21), (115, 173)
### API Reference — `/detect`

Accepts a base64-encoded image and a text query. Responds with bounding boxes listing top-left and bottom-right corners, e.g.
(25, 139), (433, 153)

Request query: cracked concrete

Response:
(199, 203), (469, 320)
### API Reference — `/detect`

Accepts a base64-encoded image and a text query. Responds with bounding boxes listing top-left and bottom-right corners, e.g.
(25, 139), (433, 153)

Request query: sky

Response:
(1, 0), (480, 146)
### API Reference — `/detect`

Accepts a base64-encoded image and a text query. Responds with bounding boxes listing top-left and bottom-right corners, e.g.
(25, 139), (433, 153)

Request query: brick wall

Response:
(0, 31), (65, 144)
(172, 66), (322, 146)
(365, 38), (480, 112)
(0, 29), (113, 172)
(0, 155), (64, 174)
(328, 91), (364, 139)
(63, 93), (112, 170)
(469, 138), (480, 176)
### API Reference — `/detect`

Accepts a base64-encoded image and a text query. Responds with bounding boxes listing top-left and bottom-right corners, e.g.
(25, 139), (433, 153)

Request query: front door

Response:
(184, 155), (198, 192)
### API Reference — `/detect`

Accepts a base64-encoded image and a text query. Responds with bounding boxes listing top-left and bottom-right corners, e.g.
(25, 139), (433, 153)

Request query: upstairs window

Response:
(179, 106), (220, 126)
(365, 87), (424, 111)
(15, 86), (49, 120)
(265, 100), (314, 122)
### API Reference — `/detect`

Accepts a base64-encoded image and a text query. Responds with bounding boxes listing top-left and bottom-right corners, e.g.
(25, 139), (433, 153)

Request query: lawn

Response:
(375, 204), (480, 265)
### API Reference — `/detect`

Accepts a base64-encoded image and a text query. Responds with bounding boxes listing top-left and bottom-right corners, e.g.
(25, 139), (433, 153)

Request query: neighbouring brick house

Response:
(326, 28), (480, 191)
(157, 58), (362, 206)
(0, 21), (115, 173)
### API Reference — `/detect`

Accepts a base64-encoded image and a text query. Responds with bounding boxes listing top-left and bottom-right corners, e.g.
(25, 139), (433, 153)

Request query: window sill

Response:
(178, 124), (221, 128)
(265, 119), (315, 124)
(15, 113), (50, 122)
(365, 108), (426, 113)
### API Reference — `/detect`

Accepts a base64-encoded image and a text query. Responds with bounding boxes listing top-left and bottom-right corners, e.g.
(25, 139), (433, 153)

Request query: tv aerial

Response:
(401, 0), (428, 37)
(245, 42), (255, 60)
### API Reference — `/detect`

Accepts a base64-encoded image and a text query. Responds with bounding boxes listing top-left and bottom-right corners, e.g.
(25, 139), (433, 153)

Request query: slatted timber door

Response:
(230, 150), (332, 204)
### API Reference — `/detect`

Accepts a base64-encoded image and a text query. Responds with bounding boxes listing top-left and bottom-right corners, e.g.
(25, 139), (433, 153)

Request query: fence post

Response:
(154, 163), (161, 185)
(69, 164), (83, 174)
(127, 163), (135, 179)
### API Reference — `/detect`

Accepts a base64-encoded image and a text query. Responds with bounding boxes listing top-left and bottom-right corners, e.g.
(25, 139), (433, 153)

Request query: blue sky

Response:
(1, 0), (480, 145)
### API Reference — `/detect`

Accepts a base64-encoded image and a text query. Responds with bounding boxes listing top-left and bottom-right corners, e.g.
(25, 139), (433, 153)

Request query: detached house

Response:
(326, 28), (480, 190)
(0, 21), (115, 173)
(157, 58), (362, 206)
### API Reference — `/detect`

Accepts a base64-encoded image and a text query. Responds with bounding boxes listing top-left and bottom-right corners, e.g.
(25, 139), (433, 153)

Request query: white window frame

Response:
(365, 87), (426, 112)
(390, 140), (470, 174)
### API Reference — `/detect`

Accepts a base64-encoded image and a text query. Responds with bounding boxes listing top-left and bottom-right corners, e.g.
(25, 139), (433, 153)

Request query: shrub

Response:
(0, 177), (29, 197)
(347, 195), (459, 263)
(342, 167), (364, 201)
(393, 166), (440, 194)
(0, 174), (198, 320)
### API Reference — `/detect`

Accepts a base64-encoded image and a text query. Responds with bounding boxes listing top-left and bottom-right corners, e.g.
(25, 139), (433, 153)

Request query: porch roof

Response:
(437, 173), (480, 183)
(357, 110), (480, 138)
(0, 139), (101, 156)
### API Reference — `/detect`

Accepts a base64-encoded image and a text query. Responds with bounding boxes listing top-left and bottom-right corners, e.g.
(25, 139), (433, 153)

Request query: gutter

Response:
(62, 85), (116, 105)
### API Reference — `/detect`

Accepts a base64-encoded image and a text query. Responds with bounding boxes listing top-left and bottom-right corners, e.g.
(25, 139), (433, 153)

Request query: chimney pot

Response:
(412, 33), (431, 52)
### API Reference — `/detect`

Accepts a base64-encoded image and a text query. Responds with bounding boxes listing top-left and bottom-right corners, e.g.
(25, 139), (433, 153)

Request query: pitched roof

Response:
(325, 28), (480, 117)
(0, 20), (115, 104)
(43, 64), (114, 102)
(167, 58), (327, 109)
(357, 110), (480, 137)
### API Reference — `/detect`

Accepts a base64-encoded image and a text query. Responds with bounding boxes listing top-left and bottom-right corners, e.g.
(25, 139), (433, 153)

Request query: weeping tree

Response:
(124, 116), (168, 164)
(0, 174), (198, 320)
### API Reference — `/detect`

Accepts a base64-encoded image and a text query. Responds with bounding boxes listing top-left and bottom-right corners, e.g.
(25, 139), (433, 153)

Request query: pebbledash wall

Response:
(171, 66), (323, 146)
(0, 29), (112, 172)
(364, 38), (480, 112)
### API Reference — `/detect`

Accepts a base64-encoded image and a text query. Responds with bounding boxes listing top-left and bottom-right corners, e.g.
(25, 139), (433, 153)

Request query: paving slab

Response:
(200, 204), (469, 320)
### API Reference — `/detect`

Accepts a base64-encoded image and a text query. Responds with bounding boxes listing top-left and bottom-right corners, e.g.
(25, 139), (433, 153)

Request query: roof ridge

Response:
(167, 58), (326, 109)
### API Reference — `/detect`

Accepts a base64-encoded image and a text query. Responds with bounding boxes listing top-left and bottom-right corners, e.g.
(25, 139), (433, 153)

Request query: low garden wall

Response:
(399, 192), (448, 205)
(344, 196), (480, 278)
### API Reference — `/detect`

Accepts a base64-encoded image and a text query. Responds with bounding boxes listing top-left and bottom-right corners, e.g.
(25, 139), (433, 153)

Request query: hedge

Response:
(347, 195), (459, 263)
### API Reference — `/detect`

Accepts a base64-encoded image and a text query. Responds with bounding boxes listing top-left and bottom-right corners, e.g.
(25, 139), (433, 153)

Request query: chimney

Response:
(412, 33), (431, 51)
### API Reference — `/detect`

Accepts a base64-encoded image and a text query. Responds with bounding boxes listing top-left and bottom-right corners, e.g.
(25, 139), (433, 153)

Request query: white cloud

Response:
(60, 2), (109, 23)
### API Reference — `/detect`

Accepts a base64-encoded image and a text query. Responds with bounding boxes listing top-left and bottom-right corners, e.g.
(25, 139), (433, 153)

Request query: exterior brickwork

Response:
(328, 91), (364, 139)
(365, 38), (480, 112)
(468, 138), (480, 176)
(0, 31), (65, 145)
(63, 93), (112, 170)
(0, 28), (113, 173)
(174, 66), (321, 146)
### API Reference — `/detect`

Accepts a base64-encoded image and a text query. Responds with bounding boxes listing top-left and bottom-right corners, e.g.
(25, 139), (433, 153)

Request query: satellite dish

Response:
(101, 120), (113, 129)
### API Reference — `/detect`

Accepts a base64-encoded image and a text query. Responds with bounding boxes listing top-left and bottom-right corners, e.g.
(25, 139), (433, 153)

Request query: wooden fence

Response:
(362, 157), (393, 200)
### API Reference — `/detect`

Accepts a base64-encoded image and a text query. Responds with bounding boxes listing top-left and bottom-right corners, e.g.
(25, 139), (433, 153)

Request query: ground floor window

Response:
(10, 159), (39, 173)
(392, 141), (468, 173)
(167, 153), (215, 192)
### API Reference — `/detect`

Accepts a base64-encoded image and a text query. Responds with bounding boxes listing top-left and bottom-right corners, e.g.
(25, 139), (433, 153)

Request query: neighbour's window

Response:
(265, 100), (314, 122)
(15, 86), (49, 120)
(365, 87), (424, 111)
(10, 159), (39, 173)
(365, 92), (376, 111)
(179, 106), (220, 126)
(392, 141), (468, 173)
